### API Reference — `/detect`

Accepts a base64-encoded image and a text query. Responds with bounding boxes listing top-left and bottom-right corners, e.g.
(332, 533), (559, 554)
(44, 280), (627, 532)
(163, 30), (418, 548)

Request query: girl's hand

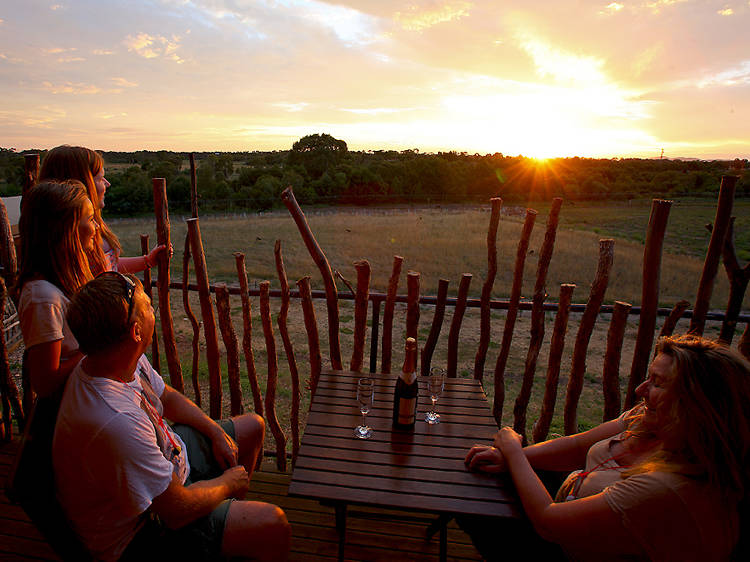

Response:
(494, 427), (523, 454)
(146, 243), (174, 267)
(465, 445), (508, 473)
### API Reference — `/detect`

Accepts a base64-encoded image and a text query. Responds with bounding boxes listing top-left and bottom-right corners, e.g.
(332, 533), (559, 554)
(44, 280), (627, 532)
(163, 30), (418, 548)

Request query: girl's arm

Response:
(497, 427), (642, 555)
(25, 340), (83, 398)
(116, 244), (171, 274)
(467, 418), (624, 474)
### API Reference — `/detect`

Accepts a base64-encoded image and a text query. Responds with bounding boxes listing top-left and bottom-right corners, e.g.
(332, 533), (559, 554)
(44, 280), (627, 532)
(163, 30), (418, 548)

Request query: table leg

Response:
(440, 522), (447, 562)
(334, 503), (347, 562)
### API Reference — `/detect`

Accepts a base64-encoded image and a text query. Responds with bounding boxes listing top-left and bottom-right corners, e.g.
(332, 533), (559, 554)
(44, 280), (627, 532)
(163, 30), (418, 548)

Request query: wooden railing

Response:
(0, 159), (748, 472)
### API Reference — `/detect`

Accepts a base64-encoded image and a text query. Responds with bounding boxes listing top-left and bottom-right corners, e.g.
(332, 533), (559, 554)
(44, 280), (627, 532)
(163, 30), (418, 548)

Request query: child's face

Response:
(77, 198), (98, 252)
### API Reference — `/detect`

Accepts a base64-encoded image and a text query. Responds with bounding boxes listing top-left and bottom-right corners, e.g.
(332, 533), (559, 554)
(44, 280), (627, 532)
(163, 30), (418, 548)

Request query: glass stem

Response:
(362, 412), (367, 427)
(431, 397), (437, 412)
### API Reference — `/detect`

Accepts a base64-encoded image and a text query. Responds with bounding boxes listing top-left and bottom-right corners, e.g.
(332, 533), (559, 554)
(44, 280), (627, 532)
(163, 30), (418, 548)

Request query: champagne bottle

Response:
(392, 337), (418, 429)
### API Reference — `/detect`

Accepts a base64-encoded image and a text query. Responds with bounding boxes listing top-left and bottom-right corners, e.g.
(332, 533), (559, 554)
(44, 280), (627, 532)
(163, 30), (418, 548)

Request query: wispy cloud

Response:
(111, 77), (138, 88)
(394, 1), (472, 31)
(717, 7), (734, 16)
(123, 32), (184, 63)
(273, 102), (309, 112)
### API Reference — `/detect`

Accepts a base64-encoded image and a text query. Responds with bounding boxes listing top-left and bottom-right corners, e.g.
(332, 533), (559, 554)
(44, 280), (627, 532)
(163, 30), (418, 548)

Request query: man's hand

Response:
(221, 465), (251, 500)
(210, 427), (239, 470)
(465, 445), (508, 473)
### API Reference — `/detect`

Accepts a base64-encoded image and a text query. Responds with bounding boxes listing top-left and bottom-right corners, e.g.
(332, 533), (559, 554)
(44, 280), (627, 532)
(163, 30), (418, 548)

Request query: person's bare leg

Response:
(221, 501), (290, 561)
(231, 413), (265, 474)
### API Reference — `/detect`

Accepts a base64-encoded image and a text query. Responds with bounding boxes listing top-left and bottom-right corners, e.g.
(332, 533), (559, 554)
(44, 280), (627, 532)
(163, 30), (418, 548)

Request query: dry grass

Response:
(106, 201), (746, 450)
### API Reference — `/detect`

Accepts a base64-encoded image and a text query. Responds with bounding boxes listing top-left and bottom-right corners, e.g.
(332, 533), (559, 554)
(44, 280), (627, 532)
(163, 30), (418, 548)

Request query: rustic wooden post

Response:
(493, 209), (537, 424)
(0, 278), (23, 439)
(0, 199), (17, 290)
(234, 253), (263, 416)
(715, 219), (750, 345)
(406, 271), (420, 342)
(532, 283), (575, 443)
(189, 153), (198, 218)
(369, 300), (380, 373)
(152, 178), (184, 392)
(180, 234), (202, 405)
(260, 281), (287, 472)
(139, 235), (161, 374)
(23, 153), (39, 195)
(602, 301), (632, 421)
(281, 187), (342, 370)
(381, 256), (403, 373)
(740, 324), (750, 360)
(447, 274), (472, 378)
(350, 260), (371, 372)
(297, 276), (322, 395)
(513, 198), (562, 442)
(274, 241), (301, 465)
(625, 199), (671, 409)
(215, 284), (243, 416)
(421, 279), (449, 376)
(564, 239), (614, 435)
(186, 217), (222, 419)
(473, 198), (502, 380)
(658, 300), (690, 340)
(689, 175), (738, 335)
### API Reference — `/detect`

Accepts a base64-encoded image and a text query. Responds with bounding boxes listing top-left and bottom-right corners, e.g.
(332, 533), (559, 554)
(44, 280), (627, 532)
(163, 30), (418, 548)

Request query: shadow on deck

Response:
(1, 437), (482, 561)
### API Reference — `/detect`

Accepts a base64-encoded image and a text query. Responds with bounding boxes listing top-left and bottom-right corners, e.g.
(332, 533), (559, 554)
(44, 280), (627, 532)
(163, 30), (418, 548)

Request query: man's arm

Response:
(159, 384), (239, 469)
(150, 466), (250, 529)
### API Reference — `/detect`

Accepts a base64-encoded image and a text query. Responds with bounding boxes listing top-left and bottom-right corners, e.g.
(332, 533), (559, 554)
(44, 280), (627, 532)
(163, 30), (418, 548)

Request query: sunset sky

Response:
(1, 0), (748, 159)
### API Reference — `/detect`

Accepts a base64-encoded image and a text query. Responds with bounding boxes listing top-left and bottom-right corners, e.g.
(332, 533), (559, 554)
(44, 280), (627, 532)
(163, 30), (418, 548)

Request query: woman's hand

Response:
(465, 445), (508, 473)
(494, 427), (523, 455)
(146, 243), (174, 267)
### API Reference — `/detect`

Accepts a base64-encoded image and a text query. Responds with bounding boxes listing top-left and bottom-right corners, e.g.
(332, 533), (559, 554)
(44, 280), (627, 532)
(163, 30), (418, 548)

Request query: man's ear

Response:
(130, 319), (142, 343)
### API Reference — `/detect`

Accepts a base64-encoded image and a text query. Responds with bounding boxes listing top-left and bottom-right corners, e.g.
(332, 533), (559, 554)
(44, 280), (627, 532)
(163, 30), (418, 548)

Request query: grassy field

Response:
(106, 199), (748, 449)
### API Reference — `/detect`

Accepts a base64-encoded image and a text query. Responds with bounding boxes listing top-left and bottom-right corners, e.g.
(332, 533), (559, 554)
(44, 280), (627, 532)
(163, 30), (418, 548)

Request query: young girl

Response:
(17, 180), (96, 397)
(39, 145), (169, 274)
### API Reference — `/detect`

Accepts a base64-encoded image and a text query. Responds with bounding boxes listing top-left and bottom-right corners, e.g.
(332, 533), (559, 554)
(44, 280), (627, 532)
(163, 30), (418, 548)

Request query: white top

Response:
(18, 279), (78, 358)
(101, 238), (118, 272)
(53, 355), (188, 561)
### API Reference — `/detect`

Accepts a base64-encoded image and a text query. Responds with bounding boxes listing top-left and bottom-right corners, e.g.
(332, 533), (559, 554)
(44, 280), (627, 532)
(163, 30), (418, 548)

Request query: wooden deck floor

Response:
(1, 436), (482, 561)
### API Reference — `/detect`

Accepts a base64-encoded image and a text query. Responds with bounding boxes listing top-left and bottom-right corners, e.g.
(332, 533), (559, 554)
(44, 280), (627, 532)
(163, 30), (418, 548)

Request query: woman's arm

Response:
(497, 427), (642, 555)
(25, 340), (83, 398)
(511, 418), (625, 472)
(116, 244), (170, 274)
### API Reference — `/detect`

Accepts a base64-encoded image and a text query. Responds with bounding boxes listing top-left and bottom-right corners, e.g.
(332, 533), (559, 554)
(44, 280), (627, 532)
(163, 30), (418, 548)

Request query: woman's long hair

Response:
(626, 335), (750, 500)
(39, 145), (121, 273)
(17, 180), (94, 299)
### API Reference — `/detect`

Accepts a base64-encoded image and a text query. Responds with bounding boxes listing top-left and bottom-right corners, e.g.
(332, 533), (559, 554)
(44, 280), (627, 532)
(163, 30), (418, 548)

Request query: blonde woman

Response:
(465, 335), (749, 561)
(17, 180), (96, 397)
(40, 145), (170, 274)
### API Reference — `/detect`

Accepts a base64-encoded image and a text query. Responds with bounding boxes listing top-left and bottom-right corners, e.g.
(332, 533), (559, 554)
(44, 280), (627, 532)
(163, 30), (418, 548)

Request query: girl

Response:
(466, 335), (750, 561)
(39, 145), (169, 274)
(17, 180), (96, 397)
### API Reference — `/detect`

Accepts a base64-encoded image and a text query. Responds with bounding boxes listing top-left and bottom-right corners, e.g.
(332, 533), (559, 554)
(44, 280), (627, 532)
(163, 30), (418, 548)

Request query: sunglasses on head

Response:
(95, 271), (137, 320)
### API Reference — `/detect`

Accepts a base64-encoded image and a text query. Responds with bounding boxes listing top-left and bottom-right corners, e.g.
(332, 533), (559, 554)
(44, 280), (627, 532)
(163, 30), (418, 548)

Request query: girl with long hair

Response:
(465, 335), (750, 561)
(39, 145), (169, 274)
(17, 180), (96, 397)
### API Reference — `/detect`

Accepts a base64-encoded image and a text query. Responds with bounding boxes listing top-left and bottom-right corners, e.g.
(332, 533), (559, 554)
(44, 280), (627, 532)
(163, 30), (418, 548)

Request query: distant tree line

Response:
(0, 135), (747, 217)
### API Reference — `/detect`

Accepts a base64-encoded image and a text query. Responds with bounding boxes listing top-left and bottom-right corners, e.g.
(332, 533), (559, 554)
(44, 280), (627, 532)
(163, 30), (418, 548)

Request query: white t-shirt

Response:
(53, 355), (189, 561)
(18, 279), (78, 358)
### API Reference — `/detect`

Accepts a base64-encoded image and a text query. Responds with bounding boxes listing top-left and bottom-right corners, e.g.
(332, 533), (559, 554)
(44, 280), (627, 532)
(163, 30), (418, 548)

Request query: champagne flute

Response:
(355, 378), (374, 439)
(425, 368), (445, 424)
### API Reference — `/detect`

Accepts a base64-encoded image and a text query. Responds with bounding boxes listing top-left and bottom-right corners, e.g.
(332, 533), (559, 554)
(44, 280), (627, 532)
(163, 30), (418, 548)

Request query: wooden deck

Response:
(1, 436), (482, 561)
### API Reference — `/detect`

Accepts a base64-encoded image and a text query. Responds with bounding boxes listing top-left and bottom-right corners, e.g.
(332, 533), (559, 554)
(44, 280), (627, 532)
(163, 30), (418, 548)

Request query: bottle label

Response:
(396, 397), (417, 425)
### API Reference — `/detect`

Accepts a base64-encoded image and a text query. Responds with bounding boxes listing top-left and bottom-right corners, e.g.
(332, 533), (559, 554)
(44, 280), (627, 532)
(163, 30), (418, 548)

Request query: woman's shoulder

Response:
(19, 279), (67, 306)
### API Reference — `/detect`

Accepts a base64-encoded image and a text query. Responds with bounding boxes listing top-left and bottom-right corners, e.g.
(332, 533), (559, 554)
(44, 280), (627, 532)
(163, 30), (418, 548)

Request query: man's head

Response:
(67, 272), (155, 356)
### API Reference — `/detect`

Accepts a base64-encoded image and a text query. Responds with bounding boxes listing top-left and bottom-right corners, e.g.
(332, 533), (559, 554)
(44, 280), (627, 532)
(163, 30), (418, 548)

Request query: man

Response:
(53, 272), (290, 561)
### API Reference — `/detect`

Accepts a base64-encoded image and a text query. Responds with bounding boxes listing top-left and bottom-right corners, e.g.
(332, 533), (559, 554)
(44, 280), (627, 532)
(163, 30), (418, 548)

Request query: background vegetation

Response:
(2, 134), (748, 216)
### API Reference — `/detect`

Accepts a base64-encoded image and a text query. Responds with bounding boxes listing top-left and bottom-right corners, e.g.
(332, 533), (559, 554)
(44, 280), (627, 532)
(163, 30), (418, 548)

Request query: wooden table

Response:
(288, 371), (523, 561)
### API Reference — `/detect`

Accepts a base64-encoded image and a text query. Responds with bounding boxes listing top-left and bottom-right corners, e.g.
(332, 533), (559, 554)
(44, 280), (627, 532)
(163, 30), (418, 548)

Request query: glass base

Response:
(425, 411), (440, 424)
(354, 425), (372, 439)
